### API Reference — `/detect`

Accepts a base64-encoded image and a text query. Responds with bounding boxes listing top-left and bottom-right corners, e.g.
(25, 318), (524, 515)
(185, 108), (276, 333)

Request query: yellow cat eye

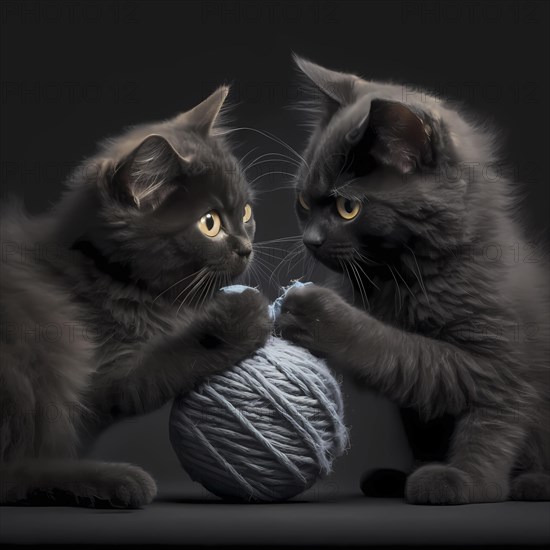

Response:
(243, 204), (252, 223)
(198, 210), (222, 237)
(336, 197), (360, 220)
(298, 192), (310, 210)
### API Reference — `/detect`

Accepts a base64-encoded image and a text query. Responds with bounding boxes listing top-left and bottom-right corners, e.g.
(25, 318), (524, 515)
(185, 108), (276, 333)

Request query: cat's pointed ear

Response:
(111, 134), (188, 208)
(349, 99), (434, 175)
(294, 55), (357, 105)
(175, 86), (229, 136)
(294, 55), (358, 122)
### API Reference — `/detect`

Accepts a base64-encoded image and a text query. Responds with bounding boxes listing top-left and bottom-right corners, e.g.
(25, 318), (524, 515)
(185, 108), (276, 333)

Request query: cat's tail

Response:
(0, 458), (157, 508)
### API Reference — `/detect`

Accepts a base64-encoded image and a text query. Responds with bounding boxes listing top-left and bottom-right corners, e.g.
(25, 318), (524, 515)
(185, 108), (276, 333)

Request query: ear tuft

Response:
(112, 134), (185, 208)
(368, 100), (434, 174)
(292, 54), (359, 128)
(293, 54), (358, 105)
(174, 86), (230, 136)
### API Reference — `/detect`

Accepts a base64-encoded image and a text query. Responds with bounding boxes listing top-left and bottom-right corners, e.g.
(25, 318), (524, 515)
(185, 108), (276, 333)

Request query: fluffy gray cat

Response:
(0, 87), (272, 507)
(278, 56), (550, 504)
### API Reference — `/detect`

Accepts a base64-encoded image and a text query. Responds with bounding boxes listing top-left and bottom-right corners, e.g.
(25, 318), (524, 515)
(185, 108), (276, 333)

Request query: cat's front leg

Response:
(278, 283), (529, 416)
(278, 284), (530, 504)
(90, 289), (272, 421)
(276, 284), (362, 358)
(189, 288), (274, 370)
(405, 406), (526, 504)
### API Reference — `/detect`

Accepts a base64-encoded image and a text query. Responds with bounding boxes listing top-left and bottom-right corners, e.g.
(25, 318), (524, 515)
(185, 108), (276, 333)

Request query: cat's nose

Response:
(235, 242), (252, 258)
(303, 229), (325, 251)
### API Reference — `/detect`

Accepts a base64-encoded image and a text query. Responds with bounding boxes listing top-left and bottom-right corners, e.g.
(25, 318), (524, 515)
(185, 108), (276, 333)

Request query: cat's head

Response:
(67, 87), (255, 299)
(292, 56), (498, 273)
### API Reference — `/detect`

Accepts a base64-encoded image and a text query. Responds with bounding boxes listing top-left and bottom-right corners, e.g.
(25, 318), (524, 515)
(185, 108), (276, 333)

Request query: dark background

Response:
(1, 0), (549, 499)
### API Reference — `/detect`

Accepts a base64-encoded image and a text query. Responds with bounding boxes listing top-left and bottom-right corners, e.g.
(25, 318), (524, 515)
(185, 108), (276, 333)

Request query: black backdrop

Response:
(1, 0), (549, 497)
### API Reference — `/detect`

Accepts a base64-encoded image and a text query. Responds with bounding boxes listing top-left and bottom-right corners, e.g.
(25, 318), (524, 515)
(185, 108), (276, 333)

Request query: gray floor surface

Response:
(1, 490), (549, 546)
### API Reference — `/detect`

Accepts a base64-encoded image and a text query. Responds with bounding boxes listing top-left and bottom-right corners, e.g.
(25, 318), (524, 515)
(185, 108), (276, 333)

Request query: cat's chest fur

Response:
(69, 278), (177, 368)
(346, 253), (494, 338)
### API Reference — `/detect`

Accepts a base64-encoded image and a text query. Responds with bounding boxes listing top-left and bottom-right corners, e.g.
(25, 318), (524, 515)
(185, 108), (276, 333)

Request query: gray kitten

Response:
(0, 87), (272, 507)
(278, 57), (550, 504)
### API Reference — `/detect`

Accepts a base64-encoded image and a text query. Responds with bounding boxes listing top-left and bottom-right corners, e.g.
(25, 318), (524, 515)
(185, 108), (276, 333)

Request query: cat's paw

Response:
(510, 472), (550, 501)
(2, 462), (158, 508)
(89, 462), (157, 508)
(277, 285), (353, 358)
(199, 288), (272, 362)
(406, 464), (473, 505)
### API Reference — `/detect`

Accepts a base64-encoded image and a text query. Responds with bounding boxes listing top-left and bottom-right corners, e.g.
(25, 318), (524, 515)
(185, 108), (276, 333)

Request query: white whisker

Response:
(386, 264), (403, 316)
(218, 127), (310, 171)
(153, 268), (204, 303)
(249, 171), (297, 186)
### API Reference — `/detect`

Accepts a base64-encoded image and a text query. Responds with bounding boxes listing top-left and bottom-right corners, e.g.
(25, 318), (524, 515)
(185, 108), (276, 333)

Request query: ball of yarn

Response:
(169, 336), (348, 502)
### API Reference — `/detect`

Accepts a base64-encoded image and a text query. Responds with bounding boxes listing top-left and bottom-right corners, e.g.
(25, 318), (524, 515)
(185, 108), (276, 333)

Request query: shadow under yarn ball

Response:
(169, 336), (349, 502)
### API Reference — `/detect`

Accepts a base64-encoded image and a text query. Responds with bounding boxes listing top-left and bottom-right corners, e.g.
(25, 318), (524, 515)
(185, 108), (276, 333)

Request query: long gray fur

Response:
(278, 56), (550, 504)
(0, 86), (272, 507)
